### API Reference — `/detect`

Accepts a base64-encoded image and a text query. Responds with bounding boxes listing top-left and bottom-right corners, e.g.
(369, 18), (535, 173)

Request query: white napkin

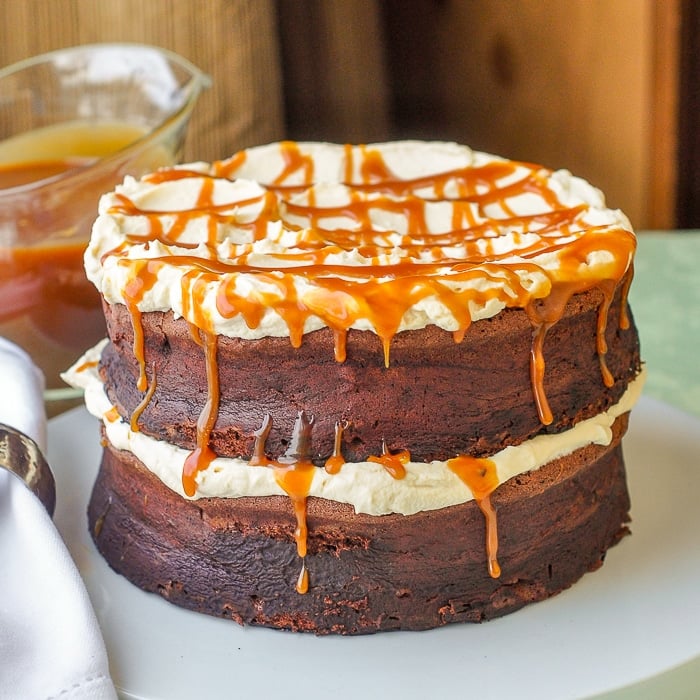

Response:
(0, 338), (116, 700)
(0, 337), (46, 454)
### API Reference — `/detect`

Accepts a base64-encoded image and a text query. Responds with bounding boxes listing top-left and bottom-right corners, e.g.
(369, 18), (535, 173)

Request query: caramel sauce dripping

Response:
(594, 279), (618, 388)
(92, 498), (112, 538)
(324, 420), (348, 474)
(296, 560), (309, 595)
(121, 259), (162, 392)
(130, 364), (157, 432)
(181, 330), (220, 497)
(104, 406), (121, 423)
(526, 282), (578, 426)
(618, 265), (633, 331)
(250, 412), (316, 594)
(447, 455), (501, 578)
(368, 440), (409, 480)
(125, 302), (147, 393)
(74, 358), (99, 373)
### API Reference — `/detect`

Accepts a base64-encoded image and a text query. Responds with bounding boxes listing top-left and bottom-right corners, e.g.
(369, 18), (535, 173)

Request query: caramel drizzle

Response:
(104, 406), (121, 423)
(130, 363), (157, 432)
(324, 420), (348, 474)
(447, 455), (501, 578)
(110, 142), (639, 583)
(181, 329), (220, 497)
(250, 412), (316, 594)
(74, 358), (99, 373)
(281, 202), (588, 255)
(367, 440), (409, 480)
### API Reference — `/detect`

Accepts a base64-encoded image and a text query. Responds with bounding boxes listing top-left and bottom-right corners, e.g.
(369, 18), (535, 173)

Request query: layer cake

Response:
(65, 140), (644, 634)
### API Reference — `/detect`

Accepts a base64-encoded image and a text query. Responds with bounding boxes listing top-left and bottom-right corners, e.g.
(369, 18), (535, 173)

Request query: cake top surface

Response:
(86, 140), (636, 360)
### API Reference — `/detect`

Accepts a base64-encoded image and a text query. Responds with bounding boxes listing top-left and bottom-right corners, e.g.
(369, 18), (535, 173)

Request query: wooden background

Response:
(0, 0), (286, 162)
(0, 0), (686, 230)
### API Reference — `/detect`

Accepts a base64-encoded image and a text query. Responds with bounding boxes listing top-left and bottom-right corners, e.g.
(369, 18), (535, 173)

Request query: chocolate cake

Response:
(65, 140), (644, 634)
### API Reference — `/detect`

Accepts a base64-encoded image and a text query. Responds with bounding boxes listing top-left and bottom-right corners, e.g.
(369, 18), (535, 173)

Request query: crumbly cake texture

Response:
(66, 140), (644, 634)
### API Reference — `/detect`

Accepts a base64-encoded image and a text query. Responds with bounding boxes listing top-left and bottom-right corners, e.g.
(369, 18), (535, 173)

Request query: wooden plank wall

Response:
(1, 1), (682, 229)
(676, 0), (700, 228)
(382, 0), (681, 230)
(0, 0), (286, 162)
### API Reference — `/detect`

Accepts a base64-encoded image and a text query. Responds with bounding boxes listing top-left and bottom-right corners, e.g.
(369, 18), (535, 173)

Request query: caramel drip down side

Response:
(618, 265), (634, 331)
(130, 364), (157, 432)
(447, 455), (501, 578)
(124, 303), (146, 393)
(121, 259), (163, 431)
(324, 420), (348, 474)
(181, 330), (220, 497)
(250, 412), (316, 594)
(367, 440), (409, 480)
(595, 279), (618, 388)
(525, 282), (579, 426)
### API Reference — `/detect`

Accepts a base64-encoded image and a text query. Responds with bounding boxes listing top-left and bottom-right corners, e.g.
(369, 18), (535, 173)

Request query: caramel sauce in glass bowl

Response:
(0, 44), (209, 415)
(0, 124), (158, 415)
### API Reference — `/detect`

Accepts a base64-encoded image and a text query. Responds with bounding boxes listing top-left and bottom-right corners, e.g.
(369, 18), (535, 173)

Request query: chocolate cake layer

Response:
(99, 286), (641, 465)
(88, 413), (631, 635)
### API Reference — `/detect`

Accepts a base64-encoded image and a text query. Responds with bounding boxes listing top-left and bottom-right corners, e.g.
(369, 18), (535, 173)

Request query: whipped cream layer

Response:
(65, 344), (646, 517)
(85, 140), (636, 343)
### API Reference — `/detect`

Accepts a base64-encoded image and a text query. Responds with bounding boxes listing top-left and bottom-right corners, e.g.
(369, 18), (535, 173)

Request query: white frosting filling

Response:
(64, 344), (646, 516)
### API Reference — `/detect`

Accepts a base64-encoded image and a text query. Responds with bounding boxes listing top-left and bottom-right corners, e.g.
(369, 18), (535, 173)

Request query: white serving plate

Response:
(49, 395), (700, 700)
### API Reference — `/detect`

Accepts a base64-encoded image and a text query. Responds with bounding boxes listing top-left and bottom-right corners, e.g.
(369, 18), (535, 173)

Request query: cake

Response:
(65, 140), (644, 634)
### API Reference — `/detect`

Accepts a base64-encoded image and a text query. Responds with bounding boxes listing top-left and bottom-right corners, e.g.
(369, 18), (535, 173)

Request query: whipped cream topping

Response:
(84, 140), (636, 344)
(64, 344), (646, 517)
